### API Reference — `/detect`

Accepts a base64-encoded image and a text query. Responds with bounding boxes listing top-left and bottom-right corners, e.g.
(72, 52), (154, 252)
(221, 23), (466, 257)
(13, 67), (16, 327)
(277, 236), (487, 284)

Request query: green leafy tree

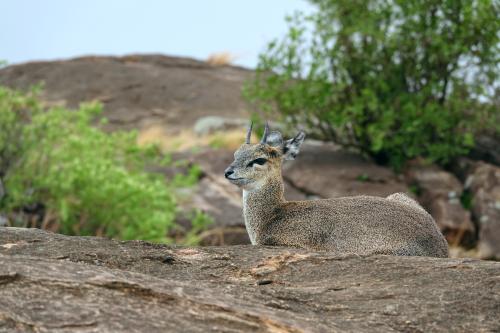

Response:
(0, 86), (208, 242)
(245, 0), (499, 168)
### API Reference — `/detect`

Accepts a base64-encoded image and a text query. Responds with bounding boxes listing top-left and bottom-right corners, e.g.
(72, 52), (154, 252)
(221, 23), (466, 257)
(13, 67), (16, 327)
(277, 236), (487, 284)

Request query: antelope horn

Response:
(245, 122), (253, 144)
(260, 121), (269, 144)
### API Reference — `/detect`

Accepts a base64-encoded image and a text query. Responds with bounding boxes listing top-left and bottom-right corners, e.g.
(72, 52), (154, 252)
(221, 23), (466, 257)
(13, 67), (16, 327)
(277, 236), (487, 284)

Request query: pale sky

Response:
(1, 0), (314, 68)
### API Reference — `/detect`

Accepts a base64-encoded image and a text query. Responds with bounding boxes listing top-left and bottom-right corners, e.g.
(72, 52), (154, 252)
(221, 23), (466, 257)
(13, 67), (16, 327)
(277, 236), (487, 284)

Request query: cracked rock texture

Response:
(1, 227), (499, 333)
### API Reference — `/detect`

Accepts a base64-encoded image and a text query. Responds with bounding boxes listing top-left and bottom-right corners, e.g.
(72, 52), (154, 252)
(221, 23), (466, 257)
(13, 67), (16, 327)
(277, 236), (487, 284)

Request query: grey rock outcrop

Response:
(282, 142), (409, 198)
(193, 116), (248, 136)
(1, 227), (499, 332)
(465, 161), (500, 259)
(404, 160), (475, 245)
(0, 55), (252, 133)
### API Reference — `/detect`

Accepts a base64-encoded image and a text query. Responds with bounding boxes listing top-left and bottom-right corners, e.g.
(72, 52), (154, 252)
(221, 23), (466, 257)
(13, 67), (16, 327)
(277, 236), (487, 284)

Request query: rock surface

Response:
(0, 55), (252, 133)
(0, 227), (499, 333)
(465, 161), (500, 259)
(193, 116), (248, 136)
(404, 160), (475, 245)
(283, 142), (408, 198)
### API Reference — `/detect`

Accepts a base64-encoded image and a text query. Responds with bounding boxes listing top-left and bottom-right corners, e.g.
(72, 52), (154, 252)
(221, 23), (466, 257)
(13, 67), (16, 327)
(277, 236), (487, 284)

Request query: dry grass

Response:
(206, 52), (237, 66)
(448, 245), (481, 259)
(137, 123), (257, 152)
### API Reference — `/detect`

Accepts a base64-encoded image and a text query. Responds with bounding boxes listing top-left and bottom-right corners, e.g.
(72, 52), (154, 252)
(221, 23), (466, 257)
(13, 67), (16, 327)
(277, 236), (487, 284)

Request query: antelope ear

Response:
(283, 132), (305, 160)
(265, 131), (283, 148)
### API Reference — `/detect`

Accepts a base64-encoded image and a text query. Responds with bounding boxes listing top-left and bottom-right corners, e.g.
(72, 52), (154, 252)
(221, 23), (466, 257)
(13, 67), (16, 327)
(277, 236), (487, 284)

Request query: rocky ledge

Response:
(1, 228), (499, 332)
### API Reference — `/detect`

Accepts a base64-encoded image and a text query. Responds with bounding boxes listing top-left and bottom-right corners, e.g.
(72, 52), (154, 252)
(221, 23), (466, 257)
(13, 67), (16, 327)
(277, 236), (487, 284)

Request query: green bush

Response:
(0, 86), (205, 242)
(244, 0), (499, 169)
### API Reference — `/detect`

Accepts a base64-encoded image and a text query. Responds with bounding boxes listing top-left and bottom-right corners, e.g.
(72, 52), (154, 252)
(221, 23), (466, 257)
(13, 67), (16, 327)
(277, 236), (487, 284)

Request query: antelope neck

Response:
(243, 173), (285, 221)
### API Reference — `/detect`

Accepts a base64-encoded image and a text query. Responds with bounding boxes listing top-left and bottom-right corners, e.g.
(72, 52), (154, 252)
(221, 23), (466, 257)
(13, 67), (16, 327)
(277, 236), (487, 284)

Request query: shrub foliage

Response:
(244, 0), (499, 168)
(0, 86), (205, 242)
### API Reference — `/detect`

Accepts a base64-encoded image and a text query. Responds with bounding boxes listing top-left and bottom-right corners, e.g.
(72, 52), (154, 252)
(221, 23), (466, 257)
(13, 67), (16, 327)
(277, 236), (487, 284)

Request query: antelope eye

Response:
(247, 158), (268, 167)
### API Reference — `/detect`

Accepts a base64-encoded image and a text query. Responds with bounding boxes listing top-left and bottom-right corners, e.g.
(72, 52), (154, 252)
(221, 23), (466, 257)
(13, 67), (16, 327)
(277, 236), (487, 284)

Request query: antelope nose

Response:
(224, 168), (234, 179)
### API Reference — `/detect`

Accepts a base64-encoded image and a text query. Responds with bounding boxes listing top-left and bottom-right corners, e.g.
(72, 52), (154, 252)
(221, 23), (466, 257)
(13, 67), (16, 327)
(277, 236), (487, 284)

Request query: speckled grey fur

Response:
(225, 128), (449, 258)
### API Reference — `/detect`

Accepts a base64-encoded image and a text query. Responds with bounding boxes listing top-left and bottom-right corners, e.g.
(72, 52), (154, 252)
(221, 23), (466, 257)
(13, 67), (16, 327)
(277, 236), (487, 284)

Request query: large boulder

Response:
(282, 142), (409, 198)
(464, 161), (500, 259)
(0, 55), (252, 133)
(0, 227), (499, 332)
(404, 160), (475, 245)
